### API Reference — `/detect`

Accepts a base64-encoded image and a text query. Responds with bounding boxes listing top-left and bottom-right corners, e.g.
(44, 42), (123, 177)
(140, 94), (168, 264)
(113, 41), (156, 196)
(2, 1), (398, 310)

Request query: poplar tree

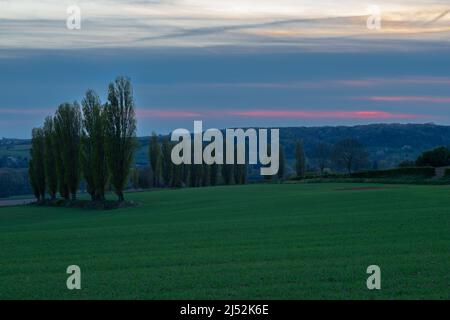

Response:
(278, 145), (285, 181)
(171, 164), (182, 188)
(201, 163), (209, 187)
(29, 128), (46, 202)
(149, 132), (161, 187)
(81, 90), (107, 201)
(221, 141), (234, 185)
(29, 159), (40, 200)
(54, 102), (82, 200)
(43, 117), (57, 199)
(53, 116), (70, 200)
(160, 137), (172, 186)
(104, 76), (137, 201)
(209, 163), (218, 186)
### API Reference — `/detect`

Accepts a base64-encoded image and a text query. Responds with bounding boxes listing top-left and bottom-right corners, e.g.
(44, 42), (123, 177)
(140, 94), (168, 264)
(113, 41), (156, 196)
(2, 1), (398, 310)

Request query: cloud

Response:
(358, 96), (450, 103)
(1, 0), (450, 50)
(0, 108), (53, 115)
(335, 77), (450, 87)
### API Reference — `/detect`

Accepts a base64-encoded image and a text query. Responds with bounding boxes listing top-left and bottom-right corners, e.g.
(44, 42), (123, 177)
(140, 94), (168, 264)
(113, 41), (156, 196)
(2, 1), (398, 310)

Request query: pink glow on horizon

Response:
(0, 107), (426, 121)
(229, 110), (423, 119)
(136, 109), (202, 118)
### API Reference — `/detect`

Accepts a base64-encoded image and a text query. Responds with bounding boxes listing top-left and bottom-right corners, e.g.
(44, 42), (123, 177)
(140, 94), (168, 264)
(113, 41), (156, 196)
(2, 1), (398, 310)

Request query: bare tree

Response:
(314, 142), (331, 174)
(332, 138), (369, 174)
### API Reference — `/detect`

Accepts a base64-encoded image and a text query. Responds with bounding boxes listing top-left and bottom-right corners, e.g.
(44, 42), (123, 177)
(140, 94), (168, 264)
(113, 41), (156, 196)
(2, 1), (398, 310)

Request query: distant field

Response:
(0, 144), (30, 157)
(0, 183), (448, 299)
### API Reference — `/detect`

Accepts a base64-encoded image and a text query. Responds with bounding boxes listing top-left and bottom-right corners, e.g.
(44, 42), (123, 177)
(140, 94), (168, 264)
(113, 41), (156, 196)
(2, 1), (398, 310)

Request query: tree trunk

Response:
(117, 191), (124, 202)
(71, 192), (77, 201)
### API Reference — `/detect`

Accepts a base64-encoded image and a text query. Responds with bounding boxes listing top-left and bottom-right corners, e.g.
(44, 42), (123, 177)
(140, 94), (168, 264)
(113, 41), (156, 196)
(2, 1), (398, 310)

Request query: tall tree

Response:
(201, 163), (210, 187)
(234, 164), (247, 185)
(295, 140), (306, 178)
(221, 164), (234, 185)
(181, 163), (189, 187)
(104, 76), (137, 201)
(209, 163), (218, 186)
(278, 145), (285, 181)
(160, 137), (172, 186)
(81, 129), (95, 200)
(81, 90), (108, 201)
(28, 160), (40, 200)
(54, 102), (82, 200)
(53, 117), (70, 200)
(43, 117), (57, 200)
(148, 132), (161, 187)
(29, 128), (46, 202)
(332, 138), (369, 174)
(171, 164), (183, 188)
(188, 164), (196, 187)
(221, 141), (234, 185)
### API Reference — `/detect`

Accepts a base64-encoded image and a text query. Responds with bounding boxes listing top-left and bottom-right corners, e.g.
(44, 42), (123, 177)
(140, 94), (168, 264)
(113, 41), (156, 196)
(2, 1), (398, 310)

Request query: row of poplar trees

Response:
(147, 136), (289, 188)
(29, 76), (137, 202)
(148, 134), (250, 188)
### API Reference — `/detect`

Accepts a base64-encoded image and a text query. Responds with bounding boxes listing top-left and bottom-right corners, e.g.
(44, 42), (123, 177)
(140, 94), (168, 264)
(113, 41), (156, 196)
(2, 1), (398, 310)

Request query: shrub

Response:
(415, 146), (450, 167)
(350, 167), (435, 179)
(398, 160), (415, 168)
(444, 168), (450, 177)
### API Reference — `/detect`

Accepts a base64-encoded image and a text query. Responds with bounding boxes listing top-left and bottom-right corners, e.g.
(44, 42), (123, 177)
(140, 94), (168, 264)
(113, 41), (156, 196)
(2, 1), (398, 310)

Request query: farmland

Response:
(0, 183), (448, 299)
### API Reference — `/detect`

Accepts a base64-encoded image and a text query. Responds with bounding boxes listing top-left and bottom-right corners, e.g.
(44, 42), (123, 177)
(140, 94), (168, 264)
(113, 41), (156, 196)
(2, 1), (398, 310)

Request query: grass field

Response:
(0, 183), (448, 299)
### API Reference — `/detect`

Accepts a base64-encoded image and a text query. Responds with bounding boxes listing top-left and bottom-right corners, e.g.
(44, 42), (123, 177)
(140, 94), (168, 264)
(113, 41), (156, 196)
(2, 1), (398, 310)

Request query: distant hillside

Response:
(278, 123), (450, 169)
(3, 123), (450, 170)
(136, 123), (450, 170)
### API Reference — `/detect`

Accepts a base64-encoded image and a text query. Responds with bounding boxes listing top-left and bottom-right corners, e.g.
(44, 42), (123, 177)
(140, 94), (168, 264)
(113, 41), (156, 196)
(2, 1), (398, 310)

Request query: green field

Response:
(0, 183), (448, 299)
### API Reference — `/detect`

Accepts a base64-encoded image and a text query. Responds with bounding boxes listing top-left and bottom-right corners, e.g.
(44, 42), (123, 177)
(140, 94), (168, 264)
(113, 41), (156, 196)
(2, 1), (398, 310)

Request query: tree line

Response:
(29, 76), (137, 202)
(29, 74), (371, 203)
(142, 136), (369, 186)
(146, 135), (258, 188)
(294, 138), (369, 177)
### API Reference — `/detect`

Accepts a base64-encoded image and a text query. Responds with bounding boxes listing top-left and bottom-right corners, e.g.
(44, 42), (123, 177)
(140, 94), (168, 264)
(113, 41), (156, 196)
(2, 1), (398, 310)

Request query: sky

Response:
(1, 0), (450, 138)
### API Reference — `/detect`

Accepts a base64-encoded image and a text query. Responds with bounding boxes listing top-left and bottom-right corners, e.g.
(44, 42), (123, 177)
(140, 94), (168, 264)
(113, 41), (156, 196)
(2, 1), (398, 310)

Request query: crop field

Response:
(0, 183), (448, 299)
